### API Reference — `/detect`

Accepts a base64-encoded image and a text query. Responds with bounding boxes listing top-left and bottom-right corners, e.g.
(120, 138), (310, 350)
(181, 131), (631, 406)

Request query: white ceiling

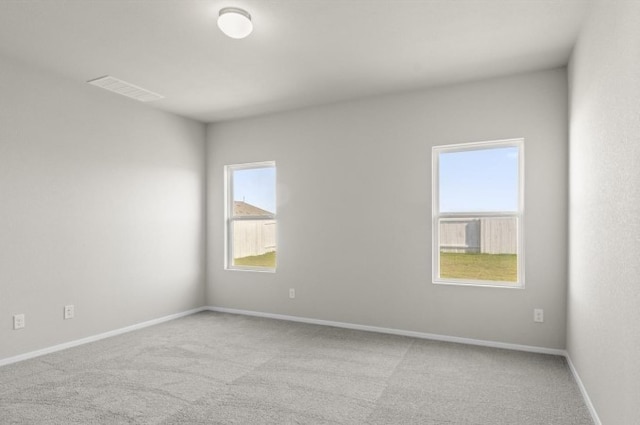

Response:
(0, 0), (590, 123)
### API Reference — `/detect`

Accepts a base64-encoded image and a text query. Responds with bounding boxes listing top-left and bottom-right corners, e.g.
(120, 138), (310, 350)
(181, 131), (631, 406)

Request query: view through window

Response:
(226, 162), (276, 271)
(433, 140), (523, 287)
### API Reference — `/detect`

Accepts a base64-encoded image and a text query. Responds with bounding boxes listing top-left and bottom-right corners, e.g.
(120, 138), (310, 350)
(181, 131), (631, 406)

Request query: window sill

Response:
(433, 278), (524, 289)
(225, 266), (276, 273)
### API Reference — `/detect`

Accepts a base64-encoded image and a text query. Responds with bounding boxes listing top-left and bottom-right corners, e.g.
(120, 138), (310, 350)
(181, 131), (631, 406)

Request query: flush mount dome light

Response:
(218, 7), (253, 39)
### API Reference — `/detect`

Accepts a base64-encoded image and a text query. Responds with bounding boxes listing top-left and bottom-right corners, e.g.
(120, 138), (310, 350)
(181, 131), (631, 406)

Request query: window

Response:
(225, 161), (276, 271)
(432, 139), (524, 287)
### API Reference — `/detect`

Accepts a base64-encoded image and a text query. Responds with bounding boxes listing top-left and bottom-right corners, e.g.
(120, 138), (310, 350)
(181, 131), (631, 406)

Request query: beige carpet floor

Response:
(0, 311), (593, 424)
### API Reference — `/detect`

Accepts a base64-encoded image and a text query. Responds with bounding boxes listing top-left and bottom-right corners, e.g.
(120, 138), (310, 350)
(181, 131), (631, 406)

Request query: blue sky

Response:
(439, 146), (519, 212)
(233, 167), (276, 214)
(232, 147), (517, 215)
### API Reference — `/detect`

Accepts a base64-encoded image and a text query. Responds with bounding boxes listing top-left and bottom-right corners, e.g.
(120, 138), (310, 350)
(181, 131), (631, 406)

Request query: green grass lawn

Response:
(233, 251), (513, 280)
(234, 251), (276, 268)
(440, 252), (517, 282)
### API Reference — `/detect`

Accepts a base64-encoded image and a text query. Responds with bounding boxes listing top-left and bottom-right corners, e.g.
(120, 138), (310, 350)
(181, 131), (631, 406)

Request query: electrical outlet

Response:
(64, 305), (74, 320)
(533, 308), (544, 323)
(13, 314), (25, 330)
(289, 288), (295, 299)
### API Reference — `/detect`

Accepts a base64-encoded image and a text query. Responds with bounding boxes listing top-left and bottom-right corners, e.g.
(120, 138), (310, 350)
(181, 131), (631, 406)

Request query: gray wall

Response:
(0, 55), (206, 360)
(568, 1), (640, 423)
(207, 68), (569, 349)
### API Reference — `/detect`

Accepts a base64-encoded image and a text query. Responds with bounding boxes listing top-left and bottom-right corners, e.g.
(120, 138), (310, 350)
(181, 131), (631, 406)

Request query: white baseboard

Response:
(565, 353), (602, 425)
(0, 306), (208, 367)
(207, 306), (566, 356)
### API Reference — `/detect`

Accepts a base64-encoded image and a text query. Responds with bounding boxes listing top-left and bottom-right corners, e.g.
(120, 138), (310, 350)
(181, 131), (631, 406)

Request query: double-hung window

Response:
(225, 161), (276, 271)
(432, 139), (524, 287)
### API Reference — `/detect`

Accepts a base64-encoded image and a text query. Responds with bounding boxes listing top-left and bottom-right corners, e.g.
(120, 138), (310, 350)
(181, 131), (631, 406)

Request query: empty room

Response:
(0, 1), (638, 424)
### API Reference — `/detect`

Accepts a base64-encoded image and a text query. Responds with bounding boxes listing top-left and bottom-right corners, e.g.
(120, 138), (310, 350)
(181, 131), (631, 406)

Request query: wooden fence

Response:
(439, 217), (517, 254)
(233, 219), (276, 259)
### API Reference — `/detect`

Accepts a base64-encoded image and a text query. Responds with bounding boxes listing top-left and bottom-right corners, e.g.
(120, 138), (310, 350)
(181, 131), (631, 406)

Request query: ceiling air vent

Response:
(87, 75), (164, 102)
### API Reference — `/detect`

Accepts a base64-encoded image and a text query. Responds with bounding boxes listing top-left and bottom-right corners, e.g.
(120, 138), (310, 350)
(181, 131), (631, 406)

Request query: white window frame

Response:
(432, 139), (524, 288)
(225, 161), (276, 272)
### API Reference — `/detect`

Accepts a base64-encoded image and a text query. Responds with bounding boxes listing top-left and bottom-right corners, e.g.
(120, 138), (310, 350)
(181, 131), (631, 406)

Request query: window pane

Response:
(231, 220), (277, 268)
(232, 167), (276, 216)
(226, 162), (277, 271)
(439, 146), (518, 213)
(439, 217), (517, 282)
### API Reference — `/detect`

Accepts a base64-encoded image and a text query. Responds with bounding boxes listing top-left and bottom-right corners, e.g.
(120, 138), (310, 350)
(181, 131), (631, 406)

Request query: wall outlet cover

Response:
(534, 308), (544, 323)
(13, 314), (25, 330)
(64, 305), (75, 320)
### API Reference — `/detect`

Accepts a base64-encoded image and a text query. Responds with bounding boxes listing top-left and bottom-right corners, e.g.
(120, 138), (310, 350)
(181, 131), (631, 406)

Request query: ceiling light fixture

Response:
(217, 7), (253, 39)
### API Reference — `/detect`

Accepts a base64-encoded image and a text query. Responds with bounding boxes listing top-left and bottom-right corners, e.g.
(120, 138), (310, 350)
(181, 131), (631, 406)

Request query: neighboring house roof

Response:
(233, 201), (273, 216)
